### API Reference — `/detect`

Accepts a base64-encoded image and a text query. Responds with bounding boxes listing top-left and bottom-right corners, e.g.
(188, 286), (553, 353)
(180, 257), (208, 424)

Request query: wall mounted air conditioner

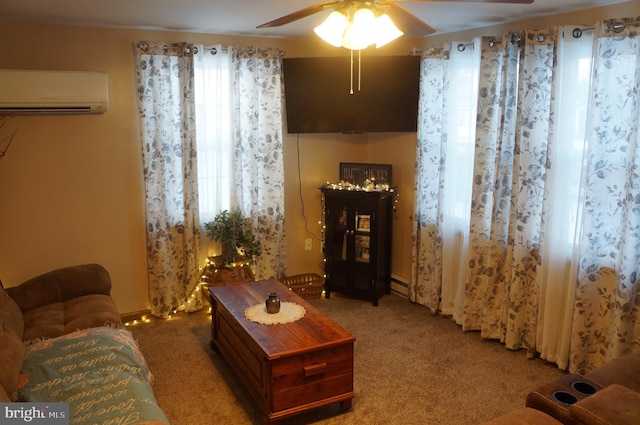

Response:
(0, 69), (108, 114)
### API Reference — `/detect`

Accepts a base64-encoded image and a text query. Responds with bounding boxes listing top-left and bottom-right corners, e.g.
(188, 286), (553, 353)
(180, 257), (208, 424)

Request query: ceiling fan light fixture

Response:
(341, 8), (376, 50)
(314, 5), (404, 50)
(374, 14), (403, 48)
(314, 10), (349, 47)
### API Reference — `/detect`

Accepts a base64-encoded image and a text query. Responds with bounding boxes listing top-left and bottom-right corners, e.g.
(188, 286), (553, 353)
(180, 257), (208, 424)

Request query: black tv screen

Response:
(283, 55), (420, 134)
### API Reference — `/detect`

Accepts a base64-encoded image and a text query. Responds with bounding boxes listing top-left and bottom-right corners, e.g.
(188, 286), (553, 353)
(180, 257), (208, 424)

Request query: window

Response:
(442, 44), (480, 226)
(194, 47), (233, 224)
(439, 33), (593, 248)
(549, 31), (593, 246)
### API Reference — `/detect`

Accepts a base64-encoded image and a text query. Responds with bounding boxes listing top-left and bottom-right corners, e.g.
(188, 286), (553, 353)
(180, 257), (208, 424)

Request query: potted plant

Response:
(204, 209), (262, 268)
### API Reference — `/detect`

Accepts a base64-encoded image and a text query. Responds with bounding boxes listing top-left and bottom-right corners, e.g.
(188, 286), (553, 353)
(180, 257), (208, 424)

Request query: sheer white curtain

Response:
(411, 41), (478, 315)
(440, 42), (480, 316)
(194, 45), (233, 256)
(537, 28), (593, 369)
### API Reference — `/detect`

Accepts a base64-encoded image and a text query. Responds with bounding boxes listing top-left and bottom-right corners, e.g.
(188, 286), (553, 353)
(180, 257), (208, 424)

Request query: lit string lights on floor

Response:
(123, 264), (213, 327)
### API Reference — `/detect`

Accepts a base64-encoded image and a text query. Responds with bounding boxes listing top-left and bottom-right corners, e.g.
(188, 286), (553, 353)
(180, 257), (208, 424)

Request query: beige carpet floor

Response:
(128, 292), (565, 425)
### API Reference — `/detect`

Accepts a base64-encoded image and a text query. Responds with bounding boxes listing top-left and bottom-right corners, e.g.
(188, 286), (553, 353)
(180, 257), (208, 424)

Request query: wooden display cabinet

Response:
(320, 187), (394, 306)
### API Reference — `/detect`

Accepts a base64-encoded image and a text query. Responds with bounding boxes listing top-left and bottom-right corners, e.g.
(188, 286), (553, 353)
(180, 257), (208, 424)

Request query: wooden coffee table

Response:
(208, 279), (355, 425)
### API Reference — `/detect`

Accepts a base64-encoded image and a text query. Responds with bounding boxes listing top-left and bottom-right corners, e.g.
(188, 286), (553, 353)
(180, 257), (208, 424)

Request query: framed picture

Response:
(356, 215), (371, 232)
(355, 235), (370, 262)
(339, 162), (392, 186)
(338, 208), (348, 226)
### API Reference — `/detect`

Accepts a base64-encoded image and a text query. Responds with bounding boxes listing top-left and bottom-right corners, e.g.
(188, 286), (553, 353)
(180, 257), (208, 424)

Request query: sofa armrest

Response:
(584, 352), (640, 393)
(5, 264), (112, 312)
(569, 384), (640, 425)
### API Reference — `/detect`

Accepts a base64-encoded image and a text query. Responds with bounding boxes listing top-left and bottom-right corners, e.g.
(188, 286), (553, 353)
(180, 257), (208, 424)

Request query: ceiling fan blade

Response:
(257, 1), (342, 28)
(388, 0), (533, 3)
(379, 2), (436, 37)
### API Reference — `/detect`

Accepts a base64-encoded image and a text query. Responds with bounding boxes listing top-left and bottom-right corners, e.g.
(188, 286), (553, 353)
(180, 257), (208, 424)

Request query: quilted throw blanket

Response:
(17, 327), (169, 425)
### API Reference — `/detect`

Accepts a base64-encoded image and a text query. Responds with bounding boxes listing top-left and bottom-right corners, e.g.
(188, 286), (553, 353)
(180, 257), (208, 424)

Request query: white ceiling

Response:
(0, 0), (629, 39)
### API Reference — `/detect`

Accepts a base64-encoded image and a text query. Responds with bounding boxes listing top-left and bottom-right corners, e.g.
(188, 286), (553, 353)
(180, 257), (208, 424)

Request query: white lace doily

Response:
(244, 301), (306, 325)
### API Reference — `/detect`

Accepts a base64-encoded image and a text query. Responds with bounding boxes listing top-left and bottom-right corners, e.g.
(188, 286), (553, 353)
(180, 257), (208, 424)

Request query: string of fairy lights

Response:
(123, 260), (216, 327)
(125, 185), (398, 327)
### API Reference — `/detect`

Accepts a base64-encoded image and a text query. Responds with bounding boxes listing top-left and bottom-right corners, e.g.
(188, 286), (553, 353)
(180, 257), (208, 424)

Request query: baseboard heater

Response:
(390, 274), (409, 297)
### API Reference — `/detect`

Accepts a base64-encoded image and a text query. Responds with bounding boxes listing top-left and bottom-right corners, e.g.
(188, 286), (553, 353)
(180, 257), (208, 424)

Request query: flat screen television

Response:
(283, 55), (420, 134)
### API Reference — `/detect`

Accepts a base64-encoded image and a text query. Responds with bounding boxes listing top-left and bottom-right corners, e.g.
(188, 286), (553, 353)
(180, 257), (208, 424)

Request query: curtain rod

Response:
(201, 46), (227, 55)
(457, 37), (509, 52)
(136, 43), (279, 57)
(573, 20), (639, 38)
(136, 42), (229, 55)
(199, 45), (285, 57)
(411, 37), (503, 56)
(414, 18), (639, 54)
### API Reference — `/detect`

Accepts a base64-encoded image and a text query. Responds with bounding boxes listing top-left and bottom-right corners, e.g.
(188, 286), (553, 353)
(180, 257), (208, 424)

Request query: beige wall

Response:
(0, 2), (637, 314)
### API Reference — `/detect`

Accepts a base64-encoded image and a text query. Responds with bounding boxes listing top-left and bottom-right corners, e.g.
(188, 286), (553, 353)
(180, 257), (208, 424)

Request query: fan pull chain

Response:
(349, 49), (362, 95)
(358, 49), (361, 92)
(350, 49), (354, 94)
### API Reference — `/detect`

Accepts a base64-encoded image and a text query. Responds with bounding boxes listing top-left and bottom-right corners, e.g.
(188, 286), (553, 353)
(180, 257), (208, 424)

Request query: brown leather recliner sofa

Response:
(0, 264), (169, 424)
(484, 352), (640, 425)
(2, 263), (123, 342)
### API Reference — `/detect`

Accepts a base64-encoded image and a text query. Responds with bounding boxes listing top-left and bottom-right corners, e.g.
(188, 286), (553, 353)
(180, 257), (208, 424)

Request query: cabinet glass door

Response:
(328, 206), (349, 288)
(354, 214), (371, 263)
(324, 194), (375, 294)
(353, 209), (371, 290)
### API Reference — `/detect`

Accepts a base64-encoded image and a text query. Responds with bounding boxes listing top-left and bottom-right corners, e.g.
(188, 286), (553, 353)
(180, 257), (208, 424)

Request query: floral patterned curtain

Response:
(570, 18), (640, 372)
(413, 30), (559, 345)
(410, 45), (449, 313)
(231, 47), (287, 280)
(456, 34), (520, 337)
(412, 21), (640, 373)
(134, 42), (202, 318)
(462, 30), (558, 352)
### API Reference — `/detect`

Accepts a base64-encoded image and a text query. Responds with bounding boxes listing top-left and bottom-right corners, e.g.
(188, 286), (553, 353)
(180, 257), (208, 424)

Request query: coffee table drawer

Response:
(271, 343), (354, 412)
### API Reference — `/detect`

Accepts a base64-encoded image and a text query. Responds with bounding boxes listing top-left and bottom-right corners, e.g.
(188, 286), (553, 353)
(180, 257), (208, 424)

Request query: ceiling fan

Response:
(258, 0), (534, 45)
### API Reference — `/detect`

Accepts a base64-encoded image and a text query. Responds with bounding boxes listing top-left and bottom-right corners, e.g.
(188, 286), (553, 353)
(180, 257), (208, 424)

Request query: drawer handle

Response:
(303, 362), (327, 378)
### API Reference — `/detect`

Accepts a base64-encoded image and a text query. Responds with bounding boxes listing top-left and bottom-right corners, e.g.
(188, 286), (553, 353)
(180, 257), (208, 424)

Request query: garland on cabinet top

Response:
(320, 180), (400, 221)
(322, 180), (394, 192)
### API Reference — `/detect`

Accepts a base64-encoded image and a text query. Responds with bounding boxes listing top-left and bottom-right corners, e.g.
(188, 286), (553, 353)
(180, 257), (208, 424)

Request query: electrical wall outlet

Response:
(305, 238), (312, 251)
